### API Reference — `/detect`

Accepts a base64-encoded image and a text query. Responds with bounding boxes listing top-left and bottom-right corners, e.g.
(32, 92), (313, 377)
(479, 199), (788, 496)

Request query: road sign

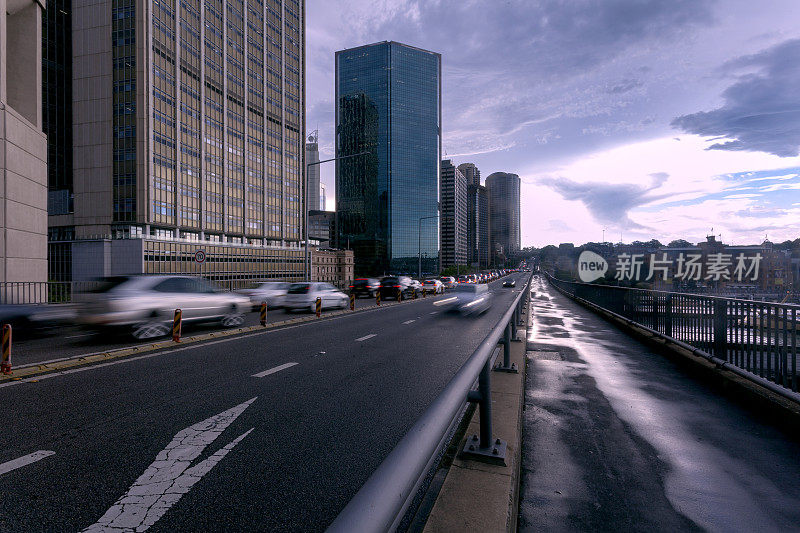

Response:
(194, 250), (206, 263)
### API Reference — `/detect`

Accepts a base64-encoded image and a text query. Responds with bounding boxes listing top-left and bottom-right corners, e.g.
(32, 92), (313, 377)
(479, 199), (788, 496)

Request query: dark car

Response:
(503, 279), (516, 288)
(379, 276), (419, 300)
(0, 304), (75, 337)
(349, 278), (380, 298)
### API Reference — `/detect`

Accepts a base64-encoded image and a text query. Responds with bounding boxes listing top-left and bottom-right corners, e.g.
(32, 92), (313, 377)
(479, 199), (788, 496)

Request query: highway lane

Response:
(8, 295), (383, 367)
(0, 273), (529, 532)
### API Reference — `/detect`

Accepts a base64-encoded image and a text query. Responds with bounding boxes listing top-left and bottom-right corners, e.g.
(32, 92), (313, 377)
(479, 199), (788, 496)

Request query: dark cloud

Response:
(539, 174), (669, 229)
(672, 39), (800, 157)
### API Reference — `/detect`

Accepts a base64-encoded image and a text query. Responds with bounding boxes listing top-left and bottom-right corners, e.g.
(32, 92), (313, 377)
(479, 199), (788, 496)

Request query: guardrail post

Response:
(1, 324), (11, 375)
(465, 357), (507, 465)
(713, 299), (728, 360)
(495, 320), (518, 373)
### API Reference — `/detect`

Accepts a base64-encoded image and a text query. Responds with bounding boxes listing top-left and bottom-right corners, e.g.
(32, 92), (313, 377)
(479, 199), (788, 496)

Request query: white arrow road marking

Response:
(251, 362), (298, 378)
(355, 334), (377, 342)
(0, 450), (55, 476)
(82, 397), (257, 533)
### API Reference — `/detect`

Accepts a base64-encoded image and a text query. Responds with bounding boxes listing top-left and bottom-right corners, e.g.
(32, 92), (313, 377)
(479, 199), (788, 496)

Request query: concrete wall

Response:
(1, 0), (48, 285)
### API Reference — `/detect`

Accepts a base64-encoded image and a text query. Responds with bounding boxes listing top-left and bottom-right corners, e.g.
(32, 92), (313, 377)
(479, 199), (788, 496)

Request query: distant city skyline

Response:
(306, 0), (800, 248)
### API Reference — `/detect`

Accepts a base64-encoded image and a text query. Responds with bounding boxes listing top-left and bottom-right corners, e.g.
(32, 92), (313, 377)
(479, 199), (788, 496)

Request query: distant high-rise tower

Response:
(306, 130), (320, 212)
(459, 163), (489, 268)
(486, 172), (521, 265)
(440, 160), (467, 268)
(458, 162), (480, 188)
(336, 41), (441, 275)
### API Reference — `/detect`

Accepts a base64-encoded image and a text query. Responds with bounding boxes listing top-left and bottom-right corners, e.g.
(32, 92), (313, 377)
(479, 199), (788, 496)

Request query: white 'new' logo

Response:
(577, 251), (608, 282)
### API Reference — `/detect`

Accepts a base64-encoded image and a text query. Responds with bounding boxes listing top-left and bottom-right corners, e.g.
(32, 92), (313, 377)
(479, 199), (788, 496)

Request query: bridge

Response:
(0, 272), (798, 531)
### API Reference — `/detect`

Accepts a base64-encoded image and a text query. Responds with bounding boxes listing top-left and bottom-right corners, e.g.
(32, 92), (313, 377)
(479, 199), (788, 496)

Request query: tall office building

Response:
(440, 160), (467, 268)
(1, 0), (49, 289)
(336, 41), (441, 275)
(486, 172), (521, 265)
(305, 129), (319, 211)
(459, 163), (489, 268)
(458, 162), (480, 188)
(48, 0), (305, 284)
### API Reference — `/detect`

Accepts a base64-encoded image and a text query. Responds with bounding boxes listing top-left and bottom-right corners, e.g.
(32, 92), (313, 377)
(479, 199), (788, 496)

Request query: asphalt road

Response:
(0, 273), (529, 532)
(520, 275), (800, 532)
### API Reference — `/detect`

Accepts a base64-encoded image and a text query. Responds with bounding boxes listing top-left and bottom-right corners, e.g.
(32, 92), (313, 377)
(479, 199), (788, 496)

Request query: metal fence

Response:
(546, 273), (800, 396)
(327, 275), (532, 533)
(0, 281), (108, 304)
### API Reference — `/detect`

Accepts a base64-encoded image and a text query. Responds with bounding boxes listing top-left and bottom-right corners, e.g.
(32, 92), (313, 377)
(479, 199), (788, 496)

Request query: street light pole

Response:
(305, 151), (368, 281)
(418, 215), (439, 281)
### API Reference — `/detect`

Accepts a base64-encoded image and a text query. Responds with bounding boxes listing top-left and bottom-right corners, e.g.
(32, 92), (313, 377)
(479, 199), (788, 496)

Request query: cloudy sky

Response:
(306, 0), (800, 248)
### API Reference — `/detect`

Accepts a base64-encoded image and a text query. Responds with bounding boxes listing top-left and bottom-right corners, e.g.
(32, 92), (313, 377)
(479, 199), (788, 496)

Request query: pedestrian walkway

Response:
(519, 276), (800, 533)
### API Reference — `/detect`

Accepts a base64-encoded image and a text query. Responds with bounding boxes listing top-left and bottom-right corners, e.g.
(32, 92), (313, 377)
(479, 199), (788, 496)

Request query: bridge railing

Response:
(545, 273), (800, 398)
(327, 275), (532, 533)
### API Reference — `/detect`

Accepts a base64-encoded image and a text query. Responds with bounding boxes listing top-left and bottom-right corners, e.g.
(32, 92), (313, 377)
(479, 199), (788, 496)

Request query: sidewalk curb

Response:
(421, 293), (530, 533)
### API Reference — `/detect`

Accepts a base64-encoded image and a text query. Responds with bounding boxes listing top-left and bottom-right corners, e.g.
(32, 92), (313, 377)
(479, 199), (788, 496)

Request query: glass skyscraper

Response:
(335, 41), (441, 275)
(486, 172), (521, 265)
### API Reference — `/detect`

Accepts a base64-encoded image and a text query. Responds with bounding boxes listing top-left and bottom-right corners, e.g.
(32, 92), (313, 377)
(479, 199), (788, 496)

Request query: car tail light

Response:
(394, 285), (401, 288)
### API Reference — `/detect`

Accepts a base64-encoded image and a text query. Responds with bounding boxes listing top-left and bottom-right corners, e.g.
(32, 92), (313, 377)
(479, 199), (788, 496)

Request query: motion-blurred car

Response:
(439, 276), (457, 289)
(0, 304), (75, 337)
(446, 283), (493, 315)
(379, 276), (419, 300)
(349, 278), (380, 298)
(422, 279), (444, 294)
(236, 281), (290, 309)
(75, 275), (250, 339)
(283, 282), (349, 312)
(503, 279), (516, 288)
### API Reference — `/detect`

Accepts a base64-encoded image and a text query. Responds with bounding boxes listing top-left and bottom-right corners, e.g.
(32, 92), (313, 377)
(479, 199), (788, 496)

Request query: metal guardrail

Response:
(545, 273), (800, 399)
(327, 275), (532, 533)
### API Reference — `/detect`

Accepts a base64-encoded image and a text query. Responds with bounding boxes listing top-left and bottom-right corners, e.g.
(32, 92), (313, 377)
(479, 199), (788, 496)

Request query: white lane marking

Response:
(429, 311), (438, 315)
(355, 334), (377, 342)
(64, 333), (93, 339)
(82, 398), (256, 533)
(402, 320), (415, 325)
(251, 362), (298, 378)
(0, 450), (55, 476)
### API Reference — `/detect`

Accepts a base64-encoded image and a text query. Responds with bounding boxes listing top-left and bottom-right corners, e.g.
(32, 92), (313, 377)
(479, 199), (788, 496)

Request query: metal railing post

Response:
(713, 298), (728, 360)
(665, 294), (673, 338)
(495, 318), (518, 373)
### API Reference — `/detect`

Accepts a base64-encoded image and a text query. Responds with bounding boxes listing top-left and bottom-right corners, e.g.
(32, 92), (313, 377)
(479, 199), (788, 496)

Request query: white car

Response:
(422, 279), (444, 294)
(446, 283), (493, 315)
(439, 276), (457, 289)
(237, 282), (291, 309)
(75, 275), (250, 339)
(283, 282), (350, 313)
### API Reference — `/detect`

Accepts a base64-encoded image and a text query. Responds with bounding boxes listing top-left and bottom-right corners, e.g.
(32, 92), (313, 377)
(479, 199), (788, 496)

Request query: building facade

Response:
(459, 162), (489, 269)
(486, 172), (520, 265)
(308, 209), (333, 245)
(335, 41), (441, 276)
(47, 0), (306, 284)
(440, 159), (467, 268)
(1, 0), (49, 291)
(311, 247), (352, 287)
(305, 129), (319, 211)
